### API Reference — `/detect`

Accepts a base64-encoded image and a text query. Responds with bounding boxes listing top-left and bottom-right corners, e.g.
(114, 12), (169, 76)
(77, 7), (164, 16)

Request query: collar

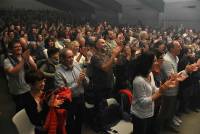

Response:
(61, 64), (72, 71)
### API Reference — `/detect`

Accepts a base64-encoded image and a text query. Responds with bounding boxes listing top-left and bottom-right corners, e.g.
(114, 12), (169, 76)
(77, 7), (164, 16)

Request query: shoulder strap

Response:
(7, 55), (18, 66)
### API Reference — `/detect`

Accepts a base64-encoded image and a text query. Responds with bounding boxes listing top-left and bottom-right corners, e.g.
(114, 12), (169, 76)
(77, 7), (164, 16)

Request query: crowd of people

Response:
(1, 10), (200, 134)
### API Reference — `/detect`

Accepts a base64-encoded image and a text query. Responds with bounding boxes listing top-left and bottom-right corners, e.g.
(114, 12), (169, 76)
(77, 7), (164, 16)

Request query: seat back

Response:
(12, 109), (35, 134)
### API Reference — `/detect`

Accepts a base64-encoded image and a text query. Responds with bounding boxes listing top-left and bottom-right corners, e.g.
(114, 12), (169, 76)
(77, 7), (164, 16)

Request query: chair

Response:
(12, 109), (35, 134)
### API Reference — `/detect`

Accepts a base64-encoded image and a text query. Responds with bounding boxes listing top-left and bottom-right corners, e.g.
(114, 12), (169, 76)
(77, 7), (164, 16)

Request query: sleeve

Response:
(179, 70), (189, 79)
(43, 49), (48, 59)
(84, 76), (89, 84)
(178, 57), (188, 72)
(91, 55), (103, 69)
(54, 71), (66, 88)
(69, 82), (79, 90)
(4, 58), (13, 70)
(132, 79), (152, 106)
(40, 64), (55, 78)
(149, 72), (159, 92)
(24, 96), (43, 126)
(161, 60), (174, 78)
(152, 84), (159, 93)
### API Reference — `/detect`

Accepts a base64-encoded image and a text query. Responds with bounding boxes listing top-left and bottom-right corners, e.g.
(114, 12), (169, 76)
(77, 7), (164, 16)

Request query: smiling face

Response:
(71, 41), (80, 54)
(96, 38), (106, 50)
(33, 79), (45, 91)
(64, 49), (74, 69)
(187, 48), (195, 59)
(12, 42), (22, 56)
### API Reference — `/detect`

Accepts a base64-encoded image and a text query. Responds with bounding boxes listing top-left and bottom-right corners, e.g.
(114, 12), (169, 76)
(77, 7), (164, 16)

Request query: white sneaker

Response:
(174, 116), (182, 124)
(173, 118), (181, 127)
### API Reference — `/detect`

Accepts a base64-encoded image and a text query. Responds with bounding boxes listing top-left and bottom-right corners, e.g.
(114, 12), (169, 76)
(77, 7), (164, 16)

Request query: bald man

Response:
(19, 37), (28, 51)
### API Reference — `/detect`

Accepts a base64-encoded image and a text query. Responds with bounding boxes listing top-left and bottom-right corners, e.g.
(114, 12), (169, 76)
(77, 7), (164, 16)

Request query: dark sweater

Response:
(24, 92), (49, 126)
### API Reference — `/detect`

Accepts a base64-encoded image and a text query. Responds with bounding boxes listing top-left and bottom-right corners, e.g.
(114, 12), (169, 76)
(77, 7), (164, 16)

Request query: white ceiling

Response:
(164, 0), (198, 3)
(115, 0), (140, 6)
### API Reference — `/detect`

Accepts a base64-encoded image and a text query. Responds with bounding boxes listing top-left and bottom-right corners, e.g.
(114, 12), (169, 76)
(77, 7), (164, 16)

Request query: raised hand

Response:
(191, 63), (199, 72)
(168, 73), (177, 81)
(196, 59), (200, 68)
(112, 46), (122, 58)
(185, 64), (198, 73)
(49, 95), (64, 108)
(169, 72), (188, 82)
(80, 47), (88, 57)
(160, 78), (178, 92)
(22, 49), (30, 62)
(77, 71), (86, 86)
(165, 78), (178, 88)
(175, 72), (188, 82)
(79, 71), (86, 81)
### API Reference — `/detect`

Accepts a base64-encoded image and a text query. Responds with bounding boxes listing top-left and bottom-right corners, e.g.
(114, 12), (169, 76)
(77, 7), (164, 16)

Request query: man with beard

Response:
(88, 38), (122, 103)
(105, 30), (117, 51)
(54, 48), (89, 134)
(85, 37), (122, 132)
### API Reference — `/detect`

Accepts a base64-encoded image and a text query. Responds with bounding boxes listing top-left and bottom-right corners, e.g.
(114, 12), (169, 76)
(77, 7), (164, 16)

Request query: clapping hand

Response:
(196, 59), (200, 68)
(191, 63), (199, 72)
(80, 47), (88, 57)
(165, 78), (178, 88)
(22, 49), (30, 62)
(112, 46), (122, 58)
(160, 77), (178, 92)
(164, 78), (178, 88)
(77, 71), (86, 86)
(49, 95), (64, 108)
(169, 72), (188, 82)
(168, 73), (177, 81)
(190, 63), (198, 72)
(185, 64), (198, 73)
(176, 72), (188, 82)
(79, 71), (86, 81)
